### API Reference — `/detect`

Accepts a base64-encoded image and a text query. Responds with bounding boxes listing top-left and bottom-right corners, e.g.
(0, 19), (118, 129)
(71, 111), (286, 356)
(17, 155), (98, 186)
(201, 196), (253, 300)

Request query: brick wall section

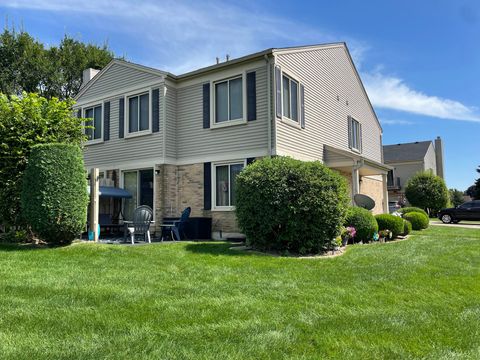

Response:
(153, 163), (240, 234)
(360, 175), (384, 215)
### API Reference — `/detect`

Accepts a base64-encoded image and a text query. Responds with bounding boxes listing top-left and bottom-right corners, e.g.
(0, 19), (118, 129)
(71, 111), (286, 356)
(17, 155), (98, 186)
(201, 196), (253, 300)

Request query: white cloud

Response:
(2, 0), (336, 73)
(380, 119), (414, 125)
(363, 71), (480, 123)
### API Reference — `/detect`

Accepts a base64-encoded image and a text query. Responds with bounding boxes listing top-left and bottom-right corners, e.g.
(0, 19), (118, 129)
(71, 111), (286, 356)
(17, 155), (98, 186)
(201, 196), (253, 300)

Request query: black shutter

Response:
(300, 84), (305, 129)
(103, 101), (110, 141)
(119, 98), (124, 138)
(203, 83), (210, 129)
(152, 88), (160, 133)
(246, 157), (256, 165)
(247, 71), (256, 121)
(275, 66), (282, 118)
(359, 123), (363, 153)
(203, 162), (211, 210)
(77, 109), (82, 118)
(347, 116), (352, 149)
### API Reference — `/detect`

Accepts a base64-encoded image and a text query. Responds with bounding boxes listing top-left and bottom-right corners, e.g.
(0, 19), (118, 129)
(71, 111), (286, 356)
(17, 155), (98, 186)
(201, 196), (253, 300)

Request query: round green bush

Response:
(405, 171), (449, 216)
(403, 212), (429, 230)
(402, 220), (412, 236)
(344, 207), (378, 243)
(398, 206), (429, 219)
(21, 144), (89, 244)
(375, 214), (404, 238)
(235, 157), (350, 254)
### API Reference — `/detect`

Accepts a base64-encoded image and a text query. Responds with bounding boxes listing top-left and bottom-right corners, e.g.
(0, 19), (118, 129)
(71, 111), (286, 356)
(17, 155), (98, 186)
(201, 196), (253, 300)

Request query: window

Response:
(214, 162), (245, 208)
(128, 93), (150, 134)
(282, 75), (299, 122)
(123, 169), (154, 220)
(84, 105), (102, 141)
(349, 117), (362, 152)
(214, 76), (243, 123)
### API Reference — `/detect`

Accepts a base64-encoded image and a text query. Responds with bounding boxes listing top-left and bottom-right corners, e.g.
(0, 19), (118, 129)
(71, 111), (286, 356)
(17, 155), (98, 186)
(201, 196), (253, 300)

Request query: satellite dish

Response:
(354, 194), (375, 211)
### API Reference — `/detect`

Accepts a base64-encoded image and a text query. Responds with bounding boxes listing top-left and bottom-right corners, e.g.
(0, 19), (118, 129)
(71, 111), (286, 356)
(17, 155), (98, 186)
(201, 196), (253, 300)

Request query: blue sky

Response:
(2, 0), (479, 190)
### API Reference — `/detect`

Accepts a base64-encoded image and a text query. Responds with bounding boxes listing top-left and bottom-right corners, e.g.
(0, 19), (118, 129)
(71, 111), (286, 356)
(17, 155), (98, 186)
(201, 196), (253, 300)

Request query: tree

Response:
(449, 188), (465, 207)
(473, 166), (480, 200)
(466, 184), (479, 200)
(405, 171), (449, 216)
(0, 93), (86, 226)
(0, 28), (114, 99)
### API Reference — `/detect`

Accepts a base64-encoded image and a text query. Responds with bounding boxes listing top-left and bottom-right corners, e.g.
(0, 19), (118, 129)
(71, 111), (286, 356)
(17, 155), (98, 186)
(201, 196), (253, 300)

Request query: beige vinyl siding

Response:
(82, 87), (163, 168)
(165, 84), (177, 159)
(423, 143), (437, 174)
(275, 46), (382, 163)
(80, 63), (162, 102)
(175, 65), (269, 162)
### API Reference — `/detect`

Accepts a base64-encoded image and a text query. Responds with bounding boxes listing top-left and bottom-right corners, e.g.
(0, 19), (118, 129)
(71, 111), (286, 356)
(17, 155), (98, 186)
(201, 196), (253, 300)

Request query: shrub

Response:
(0, 93), (86, 227)
(403, 212), (429, 230)
(405, 171), (449, 216)
(235, 157), (350, 254)
(402, 220), (412, 236)
(21, 144), (89, 244)
(344, 207), (378, 243)
(398, 207), (429, 219)
(375, 214), (404, 238)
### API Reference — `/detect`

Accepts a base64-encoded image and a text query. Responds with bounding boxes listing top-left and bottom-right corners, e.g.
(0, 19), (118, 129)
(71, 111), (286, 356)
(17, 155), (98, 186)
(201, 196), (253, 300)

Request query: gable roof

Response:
(75, 59), (173, 100)
(75, 43), (381, 131)
(383, 141), (433, 163)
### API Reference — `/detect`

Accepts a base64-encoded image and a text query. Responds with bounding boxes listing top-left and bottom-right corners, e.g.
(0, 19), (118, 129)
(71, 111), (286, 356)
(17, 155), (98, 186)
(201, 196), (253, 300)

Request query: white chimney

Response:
(81, 68), (100, 88)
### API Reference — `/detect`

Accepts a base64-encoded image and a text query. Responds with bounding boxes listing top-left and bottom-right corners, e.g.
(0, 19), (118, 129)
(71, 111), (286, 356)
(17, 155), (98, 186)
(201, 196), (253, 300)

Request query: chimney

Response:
(434, 136), (445, 179)
(81, 68), (100, 88)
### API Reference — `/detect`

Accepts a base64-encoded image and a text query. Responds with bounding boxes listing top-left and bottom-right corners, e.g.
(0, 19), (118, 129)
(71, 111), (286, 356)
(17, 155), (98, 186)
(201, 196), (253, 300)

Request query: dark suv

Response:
(438, 200), (480, 223)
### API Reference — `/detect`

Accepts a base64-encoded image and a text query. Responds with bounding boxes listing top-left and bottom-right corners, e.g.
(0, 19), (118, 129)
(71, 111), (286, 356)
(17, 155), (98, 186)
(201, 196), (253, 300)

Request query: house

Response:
(74, 42), (390, 238)
(383, 137), (445, 207)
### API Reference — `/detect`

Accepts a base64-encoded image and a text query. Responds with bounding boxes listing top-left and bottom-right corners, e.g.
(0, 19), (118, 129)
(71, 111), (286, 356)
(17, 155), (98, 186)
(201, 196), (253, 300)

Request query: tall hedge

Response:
(405, 171), (449, 216)
(0, 93), (85, 227)
(344, 207), (378, 243)
(21, 144), (88, 244)
(235, 157), (349, 254)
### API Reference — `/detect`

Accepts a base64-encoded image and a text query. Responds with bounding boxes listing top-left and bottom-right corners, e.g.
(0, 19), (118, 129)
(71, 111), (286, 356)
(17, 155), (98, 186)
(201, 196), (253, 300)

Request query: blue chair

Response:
(172, 207), (191, 241)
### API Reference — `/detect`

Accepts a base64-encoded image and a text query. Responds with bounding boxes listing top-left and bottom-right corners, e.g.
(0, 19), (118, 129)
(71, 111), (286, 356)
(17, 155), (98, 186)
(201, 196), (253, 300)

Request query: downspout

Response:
(264, 54), (272, 156)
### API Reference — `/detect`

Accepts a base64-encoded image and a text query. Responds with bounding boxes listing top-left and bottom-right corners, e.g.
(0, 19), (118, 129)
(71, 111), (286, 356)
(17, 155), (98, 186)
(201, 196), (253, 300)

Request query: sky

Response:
(1, 0), (479, 190)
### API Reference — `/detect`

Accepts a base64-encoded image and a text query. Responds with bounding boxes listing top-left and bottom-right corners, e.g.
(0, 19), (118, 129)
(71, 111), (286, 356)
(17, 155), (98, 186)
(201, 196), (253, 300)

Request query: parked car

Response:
(438, 200), (480, 223)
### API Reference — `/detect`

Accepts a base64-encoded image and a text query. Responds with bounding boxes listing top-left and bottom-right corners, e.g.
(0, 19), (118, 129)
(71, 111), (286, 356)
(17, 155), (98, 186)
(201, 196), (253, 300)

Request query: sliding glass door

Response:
(123, 169), (154, 220)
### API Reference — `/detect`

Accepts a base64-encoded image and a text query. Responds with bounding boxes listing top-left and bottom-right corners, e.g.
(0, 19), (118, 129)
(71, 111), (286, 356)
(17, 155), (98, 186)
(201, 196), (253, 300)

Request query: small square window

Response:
(214, 162), (245, 208)
(214, 76), (243, 123)
(282, 75), (299, 122)
(349, 117), (362, 152)
(84, 105), (102, 141)
(127, 93), (150, 134)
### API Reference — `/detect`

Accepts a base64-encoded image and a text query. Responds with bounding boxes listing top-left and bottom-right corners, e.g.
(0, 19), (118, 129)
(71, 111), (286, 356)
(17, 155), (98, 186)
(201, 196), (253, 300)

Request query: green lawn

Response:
(1, 227), (480, 359)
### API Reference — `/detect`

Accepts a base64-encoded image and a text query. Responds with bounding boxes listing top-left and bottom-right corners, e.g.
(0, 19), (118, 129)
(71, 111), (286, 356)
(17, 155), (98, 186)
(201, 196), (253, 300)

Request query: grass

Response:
(1, 226), (480, 359)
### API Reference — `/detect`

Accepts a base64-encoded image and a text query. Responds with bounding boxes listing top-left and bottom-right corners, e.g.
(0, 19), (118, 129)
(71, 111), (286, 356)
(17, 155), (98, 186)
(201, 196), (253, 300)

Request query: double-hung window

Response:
(282, 75), (299, 122)
(84, 105), (102, 141)
(348, 117), (362, 152)
(128, 92), (150, 134)
(214, 76), (243, 123)
(214, 162), (245, 208)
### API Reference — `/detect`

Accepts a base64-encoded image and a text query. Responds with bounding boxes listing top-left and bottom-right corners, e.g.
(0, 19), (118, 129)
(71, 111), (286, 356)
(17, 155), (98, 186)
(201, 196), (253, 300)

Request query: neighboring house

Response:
(74, 42), (390, 238)
(383, 137), (445, 207)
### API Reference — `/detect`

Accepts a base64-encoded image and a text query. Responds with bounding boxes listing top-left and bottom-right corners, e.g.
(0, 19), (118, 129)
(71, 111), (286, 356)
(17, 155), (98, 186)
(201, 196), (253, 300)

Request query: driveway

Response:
(430, 220), (480, 230)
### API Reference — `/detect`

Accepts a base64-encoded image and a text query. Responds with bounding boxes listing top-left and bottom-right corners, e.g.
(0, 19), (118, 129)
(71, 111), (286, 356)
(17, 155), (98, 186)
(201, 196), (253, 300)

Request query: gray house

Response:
(383, 137), (445, 207)
(74, 42), (390, 238)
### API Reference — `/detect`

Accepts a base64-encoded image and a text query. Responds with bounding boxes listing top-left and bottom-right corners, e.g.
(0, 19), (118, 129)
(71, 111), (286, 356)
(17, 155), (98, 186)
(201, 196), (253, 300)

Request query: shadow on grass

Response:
(184, 242), (261, 257)
(0, 242), (69, 252)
